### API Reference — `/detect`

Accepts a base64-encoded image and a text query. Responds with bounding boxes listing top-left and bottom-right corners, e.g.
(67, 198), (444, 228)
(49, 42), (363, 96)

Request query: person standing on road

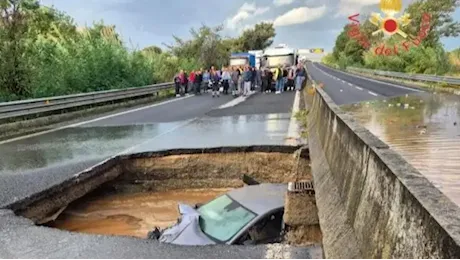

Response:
(274, 65), (283, 94)
(179, 70), (187, 96)
(267, 69), (273, 93)
(255, 67), (262, 91)
(210, 67), (220, 98)
(237, 66), (244, 96)
(231, 66), (239, 97)
(174, 72), (182, 97)
(260, 68), (267, 93)
(243, 65), (252, 97)
(216, 67), (222, 81)
(202, 69), (210, 93)
(183, 70), (189, 95)
(282, 65), (288, 92)
(189, 70), (196, 94)
(250, 67), (256, 91)
(287, 65), (295, 91)
(195, 70), (203, 95)
(221, 66), (231, 95)
(295, 63), (306, 92)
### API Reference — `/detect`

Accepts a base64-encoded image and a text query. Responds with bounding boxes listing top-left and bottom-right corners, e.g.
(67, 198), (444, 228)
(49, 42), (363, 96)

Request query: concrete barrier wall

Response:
(306, 86), (460, 258)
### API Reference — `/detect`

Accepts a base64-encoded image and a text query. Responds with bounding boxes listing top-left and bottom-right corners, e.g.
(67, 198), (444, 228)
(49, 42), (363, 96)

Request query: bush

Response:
(363, 42), (451, 75)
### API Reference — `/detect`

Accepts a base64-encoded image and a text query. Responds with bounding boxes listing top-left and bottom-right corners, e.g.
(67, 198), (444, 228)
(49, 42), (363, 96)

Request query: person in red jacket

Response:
(183, 71), (189, 94)
(188, 71), (196, 94)
(178, 70), (187, 95)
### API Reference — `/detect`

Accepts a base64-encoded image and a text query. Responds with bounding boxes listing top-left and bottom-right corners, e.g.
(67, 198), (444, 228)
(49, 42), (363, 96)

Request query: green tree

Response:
(332, 25), (349, 60)
(0, 0), (38, 99)
(327, 0), (458, 76)
(142, 45), (162, 54)
(0, 1), (281, 101)
(406, 0), (460, 48)
(238, 22), (276, 50)
(163, 24), (232, 69)
(448, 48), (460, 74)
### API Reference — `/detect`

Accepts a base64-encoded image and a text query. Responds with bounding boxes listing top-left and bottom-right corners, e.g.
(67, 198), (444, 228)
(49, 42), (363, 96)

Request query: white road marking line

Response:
(285, 91), (301, 145)
(0, 94), (195, 145)
(313, 63), (423, 93)
(218, 91), (255, 109)
(355, 86), (363, 90)
(348, 83), (353, 86)
(368, 91), (378, 96)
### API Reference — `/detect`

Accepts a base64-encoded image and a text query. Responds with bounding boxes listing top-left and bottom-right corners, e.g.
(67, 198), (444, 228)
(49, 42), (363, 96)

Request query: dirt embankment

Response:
(110, 152), (312, 193)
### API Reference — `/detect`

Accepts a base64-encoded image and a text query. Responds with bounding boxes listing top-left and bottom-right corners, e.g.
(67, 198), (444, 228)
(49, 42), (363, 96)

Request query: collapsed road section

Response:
(0, 145), (324, 259)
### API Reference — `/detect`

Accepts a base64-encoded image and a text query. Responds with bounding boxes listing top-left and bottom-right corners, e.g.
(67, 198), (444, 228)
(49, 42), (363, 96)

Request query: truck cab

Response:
(262, 44), (297, 72)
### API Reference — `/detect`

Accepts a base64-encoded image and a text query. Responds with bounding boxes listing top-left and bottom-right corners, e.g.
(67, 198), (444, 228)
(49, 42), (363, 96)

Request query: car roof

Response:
(227, 183), (287, 215)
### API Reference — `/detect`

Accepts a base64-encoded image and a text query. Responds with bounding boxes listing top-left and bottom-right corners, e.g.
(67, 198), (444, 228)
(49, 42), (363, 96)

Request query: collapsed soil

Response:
(48, 188), (230, 238)
(116, 152), (312, 192)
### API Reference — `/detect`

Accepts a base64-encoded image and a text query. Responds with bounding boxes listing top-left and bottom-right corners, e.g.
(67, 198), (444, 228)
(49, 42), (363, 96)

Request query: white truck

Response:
(262, 44), (297, 70)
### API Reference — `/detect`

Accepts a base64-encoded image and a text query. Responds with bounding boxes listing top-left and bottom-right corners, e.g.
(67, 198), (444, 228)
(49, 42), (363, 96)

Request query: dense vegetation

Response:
(0, 0), (275, 102)
(322, 0), (460, 76)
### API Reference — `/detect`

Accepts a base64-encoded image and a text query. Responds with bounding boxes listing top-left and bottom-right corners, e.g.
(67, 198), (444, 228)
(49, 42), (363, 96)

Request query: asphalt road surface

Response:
(0, 66), (422, 258)
(307, 62), (423, 105)
(0, 90), (323, 259)
(0, 91), (296, 207)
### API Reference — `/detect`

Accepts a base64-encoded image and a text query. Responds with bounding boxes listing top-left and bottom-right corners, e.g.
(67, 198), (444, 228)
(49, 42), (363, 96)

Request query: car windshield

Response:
(197, 195), (256, 242)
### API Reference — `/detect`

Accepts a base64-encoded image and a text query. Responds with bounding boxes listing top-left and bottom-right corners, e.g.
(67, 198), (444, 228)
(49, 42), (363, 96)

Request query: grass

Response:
(295, 109), (309, 139)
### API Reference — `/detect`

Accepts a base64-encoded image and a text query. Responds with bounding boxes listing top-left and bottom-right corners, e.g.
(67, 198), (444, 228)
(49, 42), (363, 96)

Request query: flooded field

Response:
(48, 188), (230, 238)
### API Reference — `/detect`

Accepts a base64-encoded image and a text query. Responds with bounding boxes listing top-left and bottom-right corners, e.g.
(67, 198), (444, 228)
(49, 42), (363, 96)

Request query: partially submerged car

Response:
(148, 183), (287, 245)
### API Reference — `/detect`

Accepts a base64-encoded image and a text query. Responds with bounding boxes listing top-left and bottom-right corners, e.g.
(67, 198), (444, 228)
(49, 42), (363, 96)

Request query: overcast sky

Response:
(39, 0), (459, 52)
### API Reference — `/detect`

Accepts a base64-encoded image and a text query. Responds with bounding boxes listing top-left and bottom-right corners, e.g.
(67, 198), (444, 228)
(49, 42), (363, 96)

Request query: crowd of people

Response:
(173, 62), (307, 98)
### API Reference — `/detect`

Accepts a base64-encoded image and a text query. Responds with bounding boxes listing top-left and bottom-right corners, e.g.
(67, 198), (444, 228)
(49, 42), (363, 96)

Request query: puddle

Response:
(341, 93), (460, 206)
(48, 188), (231, 238)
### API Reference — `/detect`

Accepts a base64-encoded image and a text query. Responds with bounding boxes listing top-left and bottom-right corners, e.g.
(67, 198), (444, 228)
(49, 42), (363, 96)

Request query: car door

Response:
(233, 209), (284, 245)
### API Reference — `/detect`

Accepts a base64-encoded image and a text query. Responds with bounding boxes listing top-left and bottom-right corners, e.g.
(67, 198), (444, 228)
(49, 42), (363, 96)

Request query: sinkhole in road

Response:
(11, 146), (322, 247)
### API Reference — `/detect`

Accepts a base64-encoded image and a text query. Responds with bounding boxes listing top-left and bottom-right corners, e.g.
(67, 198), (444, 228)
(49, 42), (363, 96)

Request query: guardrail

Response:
(347, 67), (460, 85)
(0, 82), (174, 121)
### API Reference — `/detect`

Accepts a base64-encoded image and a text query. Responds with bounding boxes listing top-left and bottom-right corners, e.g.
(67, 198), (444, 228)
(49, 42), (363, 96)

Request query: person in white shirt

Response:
(221, 67), (231, 95)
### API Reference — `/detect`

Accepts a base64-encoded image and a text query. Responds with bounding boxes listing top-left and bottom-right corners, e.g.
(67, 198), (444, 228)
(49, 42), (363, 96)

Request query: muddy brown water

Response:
(48, 188), (231, 238)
